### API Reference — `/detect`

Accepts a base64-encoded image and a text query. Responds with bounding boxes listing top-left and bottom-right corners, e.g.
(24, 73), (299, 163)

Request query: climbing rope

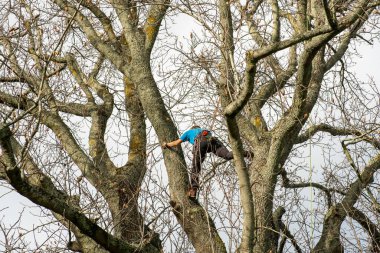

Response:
(309, 128), (315, 248)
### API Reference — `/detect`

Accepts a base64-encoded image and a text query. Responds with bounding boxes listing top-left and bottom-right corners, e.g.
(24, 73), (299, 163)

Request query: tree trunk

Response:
(250, 147), (278, 253)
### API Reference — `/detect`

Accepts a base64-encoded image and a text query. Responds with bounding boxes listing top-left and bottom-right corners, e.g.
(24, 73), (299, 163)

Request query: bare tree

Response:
(1, 0), (380, 253)
(173, 0), (380, 252)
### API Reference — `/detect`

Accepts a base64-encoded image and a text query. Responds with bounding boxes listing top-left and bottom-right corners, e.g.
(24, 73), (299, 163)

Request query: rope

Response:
(309, 128), (315, 248)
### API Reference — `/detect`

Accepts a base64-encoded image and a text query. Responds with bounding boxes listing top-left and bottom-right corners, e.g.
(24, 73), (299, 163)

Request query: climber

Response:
(162, 125), (252, 198)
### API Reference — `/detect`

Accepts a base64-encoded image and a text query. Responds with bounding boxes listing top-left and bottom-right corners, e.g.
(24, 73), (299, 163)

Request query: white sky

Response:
(0, 7), (379, 253)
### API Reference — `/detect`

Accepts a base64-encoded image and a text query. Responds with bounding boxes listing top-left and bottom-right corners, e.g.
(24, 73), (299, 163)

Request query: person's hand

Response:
(162, 142), (168, 149)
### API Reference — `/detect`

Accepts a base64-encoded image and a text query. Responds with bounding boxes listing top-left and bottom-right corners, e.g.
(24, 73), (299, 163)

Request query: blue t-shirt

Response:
(180, 128), (211, 145)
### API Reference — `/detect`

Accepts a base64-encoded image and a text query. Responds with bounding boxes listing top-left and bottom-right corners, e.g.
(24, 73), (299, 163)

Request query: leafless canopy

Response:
(0, 0), (380, 252)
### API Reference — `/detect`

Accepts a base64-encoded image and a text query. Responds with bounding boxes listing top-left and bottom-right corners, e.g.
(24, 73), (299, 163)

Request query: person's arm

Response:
(162, 139), (183, 149)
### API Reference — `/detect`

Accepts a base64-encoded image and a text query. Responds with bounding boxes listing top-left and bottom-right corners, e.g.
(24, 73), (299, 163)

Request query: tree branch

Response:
(75, 0), (118, 43)
(53, 0), (125, 70)
(253, 46), (297, 110)
(250, 0), (374, 61)
(65, 53), (114, 170)
(0, 91), (104, 186)
(273, 206), (302, 253)
(314, 144), (380, 251)
(0, 89), (95, 117)
(347, 207), (380, 252)
(281, 169), (346, 208)
(0, 125), (155, 253)
(110, 0), (138, 33)
(65, 53), (96, 103)
(296, 0), (308, 33)
(144, 0), (170, 53)
(296, 123), (362, 143)
(270, 0), (280, 42)
(219, 1), (254, 252)
(342, 140), (380, 211)
(297, 124), (380, 150)
(0, 160), (7, 180)
(0, 76), (27, 83)
(323, 0), (337, 29)
(54, 205), (109, 253)
(0, 36), (40, 86)
(223, 56), (257, 117)
(325, 17), (367, 71)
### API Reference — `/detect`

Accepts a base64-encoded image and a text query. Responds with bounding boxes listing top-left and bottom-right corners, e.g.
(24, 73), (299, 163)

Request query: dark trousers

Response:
(191, 137), (247, 188)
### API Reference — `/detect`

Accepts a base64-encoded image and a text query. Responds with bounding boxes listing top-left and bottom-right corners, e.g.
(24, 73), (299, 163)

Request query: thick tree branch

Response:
(270, 23), (344, 172)
(347, 207), (380, 251)
(314, 151), (380, 252)
(255, 3), (348, 163)
(323, 0), (338, 29)
(109, 76), (156, 245)
(110, 0), (138, 32)
(66, 53), (96, 103)
(296, 0), (308, 33)
(67, 241), (84, 252)
(67, 53), (113, 109)
(41, 112), (105, 186)
(223, 57), (257, 117)
(0, 160), (6, 180)
(281, 168), (346, 207)
(253, 46), (297, 110)
(64, 53), (114, 168)
(226, 116), (255, 253)
(89, 54), (105, 79)
(296, 123), (362, 144)
(0, 90), (104, 186)
(53, 0), (125, 70)
(245, 16), (297, 134)
(250, 27), (334, 60)
(0, 37), (40, 86)
(325, 12), (369, 71)
(342, 140), (380, 211)
(143, 0), (170, 53)
(0, 90), (95, 117)
(126, 18), (227, 253)
(270, 0), (280, 42)
(219, 2), (254, 252)
(54, 207), (109, 253)
(246, 9), (287, 76)
(250, 0), (373, 61)
(75, 0), (118, 43)
(273, 207), (302, 253)
(269, 49), (326, 179)
(0, 76), (27, 83)
(7, 135), (65, 191)
(56, 102), (95, 117)
(0, 126), (156, 253)
(296, 123), (380, 148)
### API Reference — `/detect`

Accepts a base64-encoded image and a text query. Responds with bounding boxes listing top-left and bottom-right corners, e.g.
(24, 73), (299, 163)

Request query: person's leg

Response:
(211, 138), (234, 160)
(190, 140), (208, 189)
(211, 138), (253, 160)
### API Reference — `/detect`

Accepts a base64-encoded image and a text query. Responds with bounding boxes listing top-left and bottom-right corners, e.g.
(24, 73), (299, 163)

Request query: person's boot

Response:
(188, 186), (198, 199)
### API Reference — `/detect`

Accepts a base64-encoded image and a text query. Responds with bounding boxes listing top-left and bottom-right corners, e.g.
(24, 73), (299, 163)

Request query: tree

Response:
(0, 0), (379, 252)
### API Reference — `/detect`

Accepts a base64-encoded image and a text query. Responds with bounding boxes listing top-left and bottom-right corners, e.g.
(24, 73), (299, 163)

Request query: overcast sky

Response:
(0, 9), (379, 251)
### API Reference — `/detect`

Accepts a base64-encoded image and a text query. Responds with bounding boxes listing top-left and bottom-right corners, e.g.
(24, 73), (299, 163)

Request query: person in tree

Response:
(162, 125), (253, 198)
